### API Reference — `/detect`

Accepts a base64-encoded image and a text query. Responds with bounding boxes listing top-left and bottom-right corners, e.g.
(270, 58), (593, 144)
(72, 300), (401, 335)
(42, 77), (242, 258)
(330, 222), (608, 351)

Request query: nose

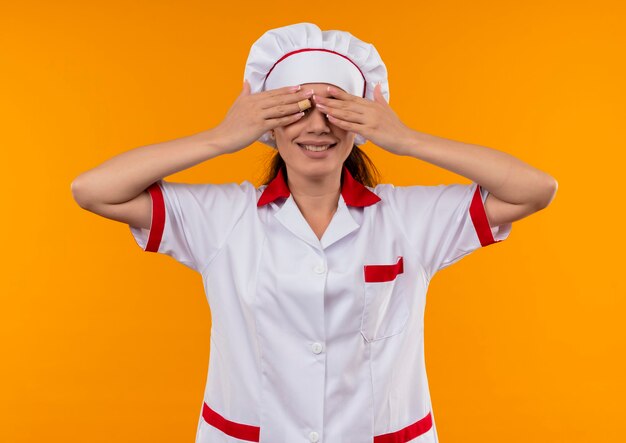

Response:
(304, 102), (332, 133)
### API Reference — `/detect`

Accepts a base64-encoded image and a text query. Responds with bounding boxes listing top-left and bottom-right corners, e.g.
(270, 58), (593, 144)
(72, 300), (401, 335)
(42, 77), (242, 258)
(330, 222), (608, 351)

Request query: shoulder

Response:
(369, 182), (477, 213)
(371, 181), (473, 196)
(157, 179), (259, 211)
(368, 182), (436, 201)
(160, 179), (257, 196)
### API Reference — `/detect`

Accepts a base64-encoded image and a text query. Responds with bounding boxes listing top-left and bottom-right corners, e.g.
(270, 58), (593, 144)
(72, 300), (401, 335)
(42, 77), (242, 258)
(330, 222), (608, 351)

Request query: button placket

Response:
(311, 342), (323, 354)
(313, 263), (326, 274)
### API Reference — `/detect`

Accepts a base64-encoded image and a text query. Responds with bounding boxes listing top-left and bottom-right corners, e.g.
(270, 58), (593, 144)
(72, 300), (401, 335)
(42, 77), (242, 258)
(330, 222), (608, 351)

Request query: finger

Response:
(314, 95), (366, 115)
(266, 110), (306, 128)
(326, 85), (370, 103)
(259, 88), (315, 120)
(260, 97), (312, 121)
(326, 113), (364, 133)
(321, 88), (369, 112)
(317, 104), (367, 124)
(255, 84), (303, 99)
(260, 87), (315, 110)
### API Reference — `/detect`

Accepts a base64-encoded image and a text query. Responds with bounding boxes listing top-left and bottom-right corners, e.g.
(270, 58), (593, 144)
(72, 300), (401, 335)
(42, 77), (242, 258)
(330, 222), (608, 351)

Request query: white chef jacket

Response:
(129, 165), (512, 443)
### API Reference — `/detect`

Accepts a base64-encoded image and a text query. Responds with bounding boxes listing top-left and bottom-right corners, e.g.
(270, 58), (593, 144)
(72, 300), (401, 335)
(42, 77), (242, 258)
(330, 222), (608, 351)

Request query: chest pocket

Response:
(360, 256), (409, 342)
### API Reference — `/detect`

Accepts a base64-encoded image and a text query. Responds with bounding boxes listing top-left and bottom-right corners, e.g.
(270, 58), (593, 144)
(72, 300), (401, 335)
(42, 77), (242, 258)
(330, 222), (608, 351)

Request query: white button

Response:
(309, 431), (319, 442)
(313, 264), (326, 274)
(311, 342), (323, 354)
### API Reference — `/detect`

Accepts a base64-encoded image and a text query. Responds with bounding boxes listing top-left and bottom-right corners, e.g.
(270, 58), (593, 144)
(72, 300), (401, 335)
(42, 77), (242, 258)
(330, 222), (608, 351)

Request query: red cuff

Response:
(470, 184), (500, 247)
(144, 182), (165, 252)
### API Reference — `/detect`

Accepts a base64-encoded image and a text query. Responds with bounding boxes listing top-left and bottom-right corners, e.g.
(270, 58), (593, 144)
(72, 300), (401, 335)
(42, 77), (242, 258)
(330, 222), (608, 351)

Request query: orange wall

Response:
(1, 1), (624, 442)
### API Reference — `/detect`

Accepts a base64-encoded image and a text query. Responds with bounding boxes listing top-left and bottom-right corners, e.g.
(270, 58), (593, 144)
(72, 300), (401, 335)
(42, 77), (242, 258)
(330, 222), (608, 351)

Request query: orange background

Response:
(2, 0), (624, 442)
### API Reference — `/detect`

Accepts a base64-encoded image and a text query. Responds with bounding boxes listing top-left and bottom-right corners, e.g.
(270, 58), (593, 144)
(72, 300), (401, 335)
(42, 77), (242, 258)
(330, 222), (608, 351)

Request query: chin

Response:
(304, 162), (344, 175)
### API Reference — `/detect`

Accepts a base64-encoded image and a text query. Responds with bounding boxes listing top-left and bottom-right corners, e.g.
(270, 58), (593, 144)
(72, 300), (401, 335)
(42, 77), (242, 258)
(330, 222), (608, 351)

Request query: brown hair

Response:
(261, 144), (382, 187)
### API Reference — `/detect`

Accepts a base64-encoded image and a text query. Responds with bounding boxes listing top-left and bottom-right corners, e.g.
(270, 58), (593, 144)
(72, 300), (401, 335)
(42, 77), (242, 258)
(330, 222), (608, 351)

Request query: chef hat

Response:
(243, 22), (390, 149)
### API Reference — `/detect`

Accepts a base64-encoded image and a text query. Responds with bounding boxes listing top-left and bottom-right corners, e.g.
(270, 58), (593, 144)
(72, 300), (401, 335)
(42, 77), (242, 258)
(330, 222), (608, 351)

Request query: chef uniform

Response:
(129, 22), (513, 443)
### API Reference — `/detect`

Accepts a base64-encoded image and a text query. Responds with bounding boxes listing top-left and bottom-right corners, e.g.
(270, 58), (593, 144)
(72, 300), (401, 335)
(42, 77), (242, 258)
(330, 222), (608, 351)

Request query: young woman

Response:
(71, 23), (557, 443)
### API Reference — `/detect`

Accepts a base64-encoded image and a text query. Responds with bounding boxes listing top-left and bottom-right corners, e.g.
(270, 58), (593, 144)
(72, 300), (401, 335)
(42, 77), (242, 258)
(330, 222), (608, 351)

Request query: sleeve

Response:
(128, 179), (253, 273)
(385, 182), (513, 281)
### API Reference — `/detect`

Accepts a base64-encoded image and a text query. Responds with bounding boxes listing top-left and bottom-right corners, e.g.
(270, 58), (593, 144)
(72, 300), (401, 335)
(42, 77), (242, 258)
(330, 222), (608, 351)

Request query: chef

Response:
(127, 22), (533, 443)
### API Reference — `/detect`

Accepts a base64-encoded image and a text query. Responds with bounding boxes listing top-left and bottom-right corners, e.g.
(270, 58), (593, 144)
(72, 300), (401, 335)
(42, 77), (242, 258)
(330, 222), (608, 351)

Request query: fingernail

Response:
(290, 85), (302, 91)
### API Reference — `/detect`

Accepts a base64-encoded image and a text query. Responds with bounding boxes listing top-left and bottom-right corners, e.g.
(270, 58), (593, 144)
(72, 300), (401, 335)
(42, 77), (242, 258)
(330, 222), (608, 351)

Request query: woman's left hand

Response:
(313, 83), (415, 156)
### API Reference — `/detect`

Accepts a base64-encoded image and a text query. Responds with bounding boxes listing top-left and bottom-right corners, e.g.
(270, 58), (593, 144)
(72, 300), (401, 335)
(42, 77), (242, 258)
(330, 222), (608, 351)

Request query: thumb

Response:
(373, 82), (386, 105)
(241, 78), (251, 96)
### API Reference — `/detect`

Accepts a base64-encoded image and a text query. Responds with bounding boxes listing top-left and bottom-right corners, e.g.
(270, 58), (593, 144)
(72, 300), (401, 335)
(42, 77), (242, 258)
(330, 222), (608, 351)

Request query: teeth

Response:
(300, 144), (333, 151)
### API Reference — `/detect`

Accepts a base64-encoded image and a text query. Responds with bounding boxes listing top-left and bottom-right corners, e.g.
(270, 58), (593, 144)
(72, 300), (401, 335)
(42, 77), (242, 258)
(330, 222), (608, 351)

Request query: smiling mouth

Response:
(297, 143), (337, 152)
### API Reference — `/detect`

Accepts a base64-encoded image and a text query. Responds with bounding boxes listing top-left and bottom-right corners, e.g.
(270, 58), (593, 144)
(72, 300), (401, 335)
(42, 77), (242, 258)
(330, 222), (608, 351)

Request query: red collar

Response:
(257, 165), (381, 207)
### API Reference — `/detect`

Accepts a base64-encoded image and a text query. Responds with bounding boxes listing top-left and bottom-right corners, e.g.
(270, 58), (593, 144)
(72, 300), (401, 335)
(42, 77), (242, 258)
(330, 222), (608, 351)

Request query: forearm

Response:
(401, 130), (557, 208)
(72, 128), (226, 206)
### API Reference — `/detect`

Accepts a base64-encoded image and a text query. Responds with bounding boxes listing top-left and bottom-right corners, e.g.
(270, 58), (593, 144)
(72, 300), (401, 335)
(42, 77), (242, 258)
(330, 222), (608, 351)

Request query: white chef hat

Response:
(243, 22), (390, 149)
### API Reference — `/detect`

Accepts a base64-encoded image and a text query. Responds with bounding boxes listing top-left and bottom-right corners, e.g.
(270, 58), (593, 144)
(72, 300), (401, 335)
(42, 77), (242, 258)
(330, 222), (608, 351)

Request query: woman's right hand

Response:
(210, 80), (314, 154)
